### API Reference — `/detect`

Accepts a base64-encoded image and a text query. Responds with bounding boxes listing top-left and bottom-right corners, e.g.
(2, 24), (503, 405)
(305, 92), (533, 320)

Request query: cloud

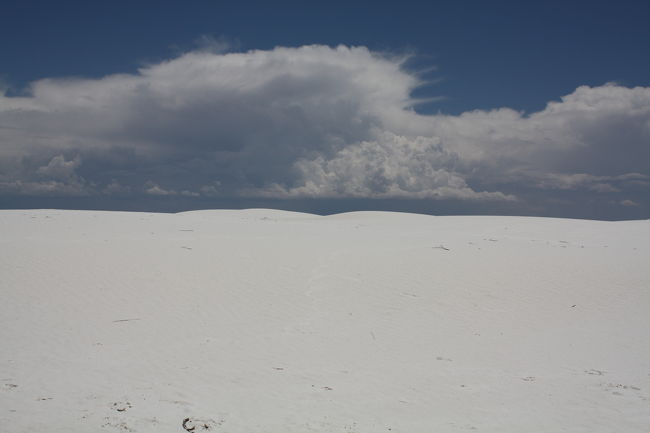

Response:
(143, 181), (200, 197)
(0, 45), (649, 216)
(0, 154), (91, 196)
(36, 155), (82, 180)
(145, 182), (176, 196)
(103, 179), (131, 195)
(263, 132), (515, 201)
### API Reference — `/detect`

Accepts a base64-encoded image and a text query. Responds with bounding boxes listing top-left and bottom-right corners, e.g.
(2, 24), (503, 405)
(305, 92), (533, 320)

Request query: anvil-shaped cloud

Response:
(1, 45), (649, 215)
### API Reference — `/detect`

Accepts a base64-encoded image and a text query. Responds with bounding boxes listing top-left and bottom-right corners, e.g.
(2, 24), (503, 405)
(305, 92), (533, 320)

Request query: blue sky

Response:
(1, 0), (649, 219)
(4, 0), (649, 113)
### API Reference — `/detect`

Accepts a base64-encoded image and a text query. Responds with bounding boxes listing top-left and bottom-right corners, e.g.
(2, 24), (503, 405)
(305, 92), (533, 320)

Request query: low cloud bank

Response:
(1, 45), (648, 216)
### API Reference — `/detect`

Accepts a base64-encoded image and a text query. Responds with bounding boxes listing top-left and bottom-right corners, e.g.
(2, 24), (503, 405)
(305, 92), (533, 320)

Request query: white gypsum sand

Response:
(0, 209), (649, 433)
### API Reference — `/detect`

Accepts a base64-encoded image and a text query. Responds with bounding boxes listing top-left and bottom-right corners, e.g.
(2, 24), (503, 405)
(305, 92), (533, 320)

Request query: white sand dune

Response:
(1, 209), (649, 433)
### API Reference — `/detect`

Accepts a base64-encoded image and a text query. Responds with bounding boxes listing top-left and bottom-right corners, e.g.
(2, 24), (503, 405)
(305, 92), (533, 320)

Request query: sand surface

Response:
(1, 209), (649, 432)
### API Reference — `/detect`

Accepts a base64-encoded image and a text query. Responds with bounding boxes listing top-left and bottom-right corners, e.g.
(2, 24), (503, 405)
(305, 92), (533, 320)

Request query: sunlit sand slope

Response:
(1, 209), (649, 432)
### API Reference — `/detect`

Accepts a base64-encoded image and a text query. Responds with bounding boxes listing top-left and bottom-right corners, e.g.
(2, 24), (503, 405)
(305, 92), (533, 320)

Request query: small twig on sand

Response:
(433, 245), (450, 251)
(112, 318), (141, 323)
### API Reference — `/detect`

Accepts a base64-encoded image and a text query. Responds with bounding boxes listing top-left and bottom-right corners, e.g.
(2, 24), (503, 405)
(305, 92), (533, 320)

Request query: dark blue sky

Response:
(3, 0), (649, 114)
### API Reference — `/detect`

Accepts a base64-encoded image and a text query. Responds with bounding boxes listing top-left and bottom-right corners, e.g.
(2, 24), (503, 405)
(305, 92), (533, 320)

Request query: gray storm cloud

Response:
(1, 44), (649, 213)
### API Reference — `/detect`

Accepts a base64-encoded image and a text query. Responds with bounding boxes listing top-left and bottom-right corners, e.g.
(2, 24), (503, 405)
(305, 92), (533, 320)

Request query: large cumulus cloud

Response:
(1, 44), (649, 215)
